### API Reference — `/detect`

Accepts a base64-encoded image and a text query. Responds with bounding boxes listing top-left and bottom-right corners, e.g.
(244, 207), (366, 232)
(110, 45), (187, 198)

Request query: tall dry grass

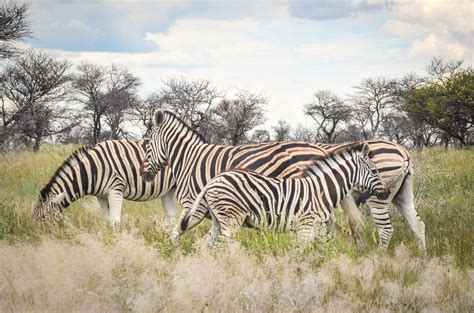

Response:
(0, 145), (473, 311)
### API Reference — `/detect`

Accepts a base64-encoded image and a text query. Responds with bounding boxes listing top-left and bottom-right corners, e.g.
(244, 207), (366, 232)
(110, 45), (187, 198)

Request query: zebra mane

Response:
(301, 141), (366, 177)
(39, 145), (94, 201)
(162, 110), (208, 143)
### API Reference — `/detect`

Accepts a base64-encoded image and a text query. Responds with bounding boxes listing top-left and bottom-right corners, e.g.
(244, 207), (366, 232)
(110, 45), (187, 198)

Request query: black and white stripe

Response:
(142, 110), (425, 249)
(33, 139), (176, 225)
(141, 111), (328, 243)
(189, 142), (389, 246)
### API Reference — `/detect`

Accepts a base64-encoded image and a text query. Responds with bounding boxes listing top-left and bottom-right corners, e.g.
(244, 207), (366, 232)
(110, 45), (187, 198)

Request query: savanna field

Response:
(0, 145), (473, 312)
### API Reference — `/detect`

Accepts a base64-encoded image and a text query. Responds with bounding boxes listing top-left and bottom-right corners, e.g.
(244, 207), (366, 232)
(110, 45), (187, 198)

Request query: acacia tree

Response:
(0, 1), (31, 59)
(402, 68), (473, 147)
(0, 50), (73, 151)
(209, 90), (267, 145)
(349, 77), (396, 139)
(303, 90), (351, 143)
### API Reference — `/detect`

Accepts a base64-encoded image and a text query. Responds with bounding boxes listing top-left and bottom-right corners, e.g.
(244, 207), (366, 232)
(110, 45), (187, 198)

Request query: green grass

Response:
(0, 144), (473, 311)
(0, 145), (473, 264)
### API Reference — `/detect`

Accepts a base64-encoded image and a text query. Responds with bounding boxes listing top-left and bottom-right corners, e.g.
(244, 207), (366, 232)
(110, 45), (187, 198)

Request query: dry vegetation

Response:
(0, 145), (473, 312)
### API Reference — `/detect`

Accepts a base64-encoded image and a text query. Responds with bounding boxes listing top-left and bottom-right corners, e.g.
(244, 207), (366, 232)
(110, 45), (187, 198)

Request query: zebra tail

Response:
(181, 184), (209, 231)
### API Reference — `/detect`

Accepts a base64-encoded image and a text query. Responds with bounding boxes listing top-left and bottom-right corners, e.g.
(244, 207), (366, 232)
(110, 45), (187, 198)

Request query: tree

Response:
(160, 77), (222, 130)
(131, 92), (163, 136)
(272, 120), (291, 141)
(292, 124), (317, 143)
(73, 61), (107, 144)
(349, 77), (396, 139)
(102, 64), (140, 140)
(0, 50), (73, 151)
(303, 90), (351, 143)
(0, 1), (31, 59)
(209, 90), (267, 145)
(402, 69), (473, 146)
(250, 129), (270, 143)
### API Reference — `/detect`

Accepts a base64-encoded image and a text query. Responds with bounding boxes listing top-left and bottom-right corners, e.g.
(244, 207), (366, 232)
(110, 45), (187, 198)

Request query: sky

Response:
(25, 0), (473, 129)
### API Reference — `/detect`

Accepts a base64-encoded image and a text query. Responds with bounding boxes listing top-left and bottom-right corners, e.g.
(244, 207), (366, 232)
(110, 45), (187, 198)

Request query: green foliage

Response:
(402, 69), (474, 145)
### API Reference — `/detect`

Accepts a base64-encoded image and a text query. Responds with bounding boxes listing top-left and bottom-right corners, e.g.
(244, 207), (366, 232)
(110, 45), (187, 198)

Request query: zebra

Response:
(33, 139), (177, 225)
(319, 140), (426, 249)
(188, 142), (390, 246)
(141, 110), (425, 250)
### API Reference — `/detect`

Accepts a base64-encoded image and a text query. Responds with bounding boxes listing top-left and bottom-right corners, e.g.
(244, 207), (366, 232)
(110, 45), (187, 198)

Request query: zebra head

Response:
(353, 143), (390, 201)
(141, 111), (169, 181)
(32, 192), (66, 223)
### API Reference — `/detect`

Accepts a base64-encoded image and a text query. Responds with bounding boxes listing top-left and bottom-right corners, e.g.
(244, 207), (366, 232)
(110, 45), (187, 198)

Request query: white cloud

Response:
(382, 0), (473, 64)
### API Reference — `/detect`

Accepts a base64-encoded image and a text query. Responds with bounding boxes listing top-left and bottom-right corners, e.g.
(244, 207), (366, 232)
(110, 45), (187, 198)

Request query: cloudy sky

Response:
(25, 0), (473, 128)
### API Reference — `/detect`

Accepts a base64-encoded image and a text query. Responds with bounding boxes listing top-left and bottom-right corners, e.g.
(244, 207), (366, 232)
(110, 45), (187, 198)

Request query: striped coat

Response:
(189, 142), (390, 246)
(33, 139), (176, 225)
(142, 111), (426, 249)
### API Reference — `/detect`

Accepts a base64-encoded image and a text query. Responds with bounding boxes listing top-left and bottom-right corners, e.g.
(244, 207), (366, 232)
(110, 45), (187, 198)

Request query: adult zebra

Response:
(33, 139), (176, 225)
(189, 142), (390, 246)
(141, 110), (425, 249)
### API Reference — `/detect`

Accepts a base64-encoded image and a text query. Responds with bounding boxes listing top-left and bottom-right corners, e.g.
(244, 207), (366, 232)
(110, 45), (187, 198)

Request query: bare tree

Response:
(426, 56), (463, 84)
(349, 77), (396, 139)
(160, 77), (222, 130)
(102, 64), (140, 140)
(0, 1), (31, 59)
(131, 92), (163, 136)
(250, 129), (270, 143)
(209, 90), (267, 145)
(272, 120), (291, 141)
(303, 90), (351, 143)
(0, 50), (73, 151)
(291, 124), (317, 143)
(73, 61), (107, 144)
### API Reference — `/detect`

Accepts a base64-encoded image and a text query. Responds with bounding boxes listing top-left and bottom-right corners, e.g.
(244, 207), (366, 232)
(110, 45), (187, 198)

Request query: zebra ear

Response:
(361, 143), (370, 157)
(154, 111), (165, 127)
(51, 192), (66, 204)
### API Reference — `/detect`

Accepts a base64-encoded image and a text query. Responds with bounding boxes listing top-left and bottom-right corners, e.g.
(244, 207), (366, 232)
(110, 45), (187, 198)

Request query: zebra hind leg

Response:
(211, 209), (246, 247)
(393, 173), (426, 251)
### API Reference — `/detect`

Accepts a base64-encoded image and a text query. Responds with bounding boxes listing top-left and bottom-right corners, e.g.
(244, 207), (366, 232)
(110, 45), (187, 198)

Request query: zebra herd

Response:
(33, 110), (426, 250)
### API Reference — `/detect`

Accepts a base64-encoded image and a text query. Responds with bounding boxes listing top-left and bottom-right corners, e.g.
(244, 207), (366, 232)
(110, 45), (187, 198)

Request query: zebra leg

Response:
(366, 199), (394, 249)
(170, 208), (189, 245)
(97, 197), (110, 222)
(340, 193), (367, 248)
(107, 190), (124, 228)
(161, 188), (177, 218)
(214, 209), (246, 244)
(392, 174), (426, 251)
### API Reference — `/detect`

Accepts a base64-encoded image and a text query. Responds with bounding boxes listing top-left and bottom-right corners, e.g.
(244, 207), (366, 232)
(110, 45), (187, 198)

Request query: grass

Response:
(0, 144), (473, 312)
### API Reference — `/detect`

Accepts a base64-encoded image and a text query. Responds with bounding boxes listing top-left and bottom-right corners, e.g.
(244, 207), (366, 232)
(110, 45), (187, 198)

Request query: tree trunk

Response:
(33, 136), (41, 152)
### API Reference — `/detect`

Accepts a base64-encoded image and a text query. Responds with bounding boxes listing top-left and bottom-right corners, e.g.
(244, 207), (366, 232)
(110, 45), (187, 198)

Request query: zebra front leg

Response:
(97, 196), (110, 223)
(108, 190), (124, 228)
(170, 208), (189, 246)
(341, 193), (367, 248)
(161, 188), (177, 218)
(367, 199), (393, 249)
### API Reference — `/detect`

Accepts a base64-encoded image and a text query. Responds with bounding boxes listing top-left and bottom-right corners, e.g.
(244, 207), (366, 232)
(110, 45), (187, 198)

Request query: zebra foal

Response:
(189, 142), (390, 246)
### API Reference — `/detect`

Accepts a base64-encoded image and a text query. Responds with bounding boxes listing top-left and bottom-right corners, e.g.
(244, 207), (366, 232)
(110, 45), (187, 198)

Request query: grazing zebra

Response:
(188, 142), (390, 246)
(141, 110), (425, 250)
(33, 139), (176, 225)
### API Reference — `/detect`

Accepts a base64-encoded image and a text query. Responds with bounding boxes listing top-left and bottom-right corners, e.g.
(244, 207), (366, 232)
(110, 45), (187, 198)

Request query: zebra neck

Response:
(311, 154), (353, 209)
(166, 130), (208, 180)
